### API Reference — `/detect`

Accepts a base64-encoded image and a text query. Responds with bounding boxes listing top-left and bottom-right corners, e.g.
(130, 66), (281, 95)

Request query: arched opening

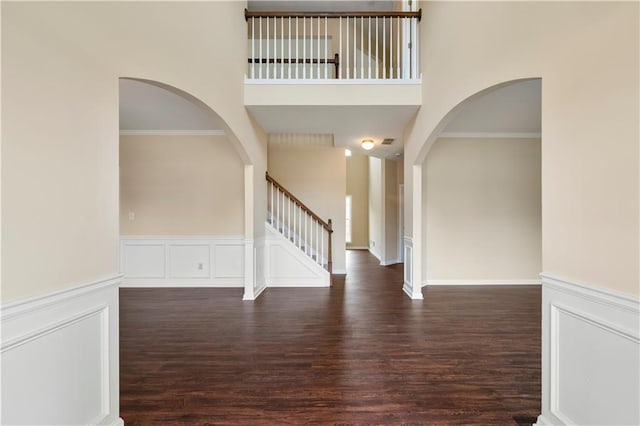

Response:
(118, 78), (251, 289)
(421, 79), (542, 286)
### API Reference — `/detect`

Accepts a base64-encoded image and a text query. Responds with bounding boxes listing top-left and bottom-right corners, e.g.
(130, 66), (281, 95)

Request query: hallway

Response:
(120, 250), (540, 425)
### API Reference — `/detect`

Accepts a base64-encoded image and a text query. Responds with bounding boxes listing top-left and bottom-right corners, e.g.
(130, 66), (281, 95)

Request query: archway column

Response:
(403, 164), (424, 300)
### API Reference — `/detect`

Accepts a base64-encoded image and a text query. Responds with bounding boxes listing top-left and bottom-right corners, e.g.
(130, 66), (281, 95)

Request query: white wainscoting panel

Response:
(265, 223), (330, 287)
(170, 244), (210, 278)
(1, 276), (122, 426)
(424, 279), (541, 286)
(536, 274), (639, 426)
(403, 237), (420, 299)
(120, 236), (245, 287)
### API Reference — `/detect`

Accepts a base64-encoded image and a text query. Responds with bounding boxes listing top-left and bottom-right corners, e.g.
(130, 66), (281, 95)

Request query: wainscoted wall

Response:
(264, 224), (330, 287)
(536, 275), (639, 426)
(402, 236), (422, 299)
(120, 236), (244, 287)
(1, 276), (122, 425)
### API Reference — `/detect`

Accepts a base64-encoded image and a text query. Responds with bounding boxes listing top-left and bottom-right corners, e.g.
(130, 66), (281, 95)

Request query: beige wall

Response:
(346, 153), (369, 248)
(384, 159), (399, 264)
(368, 157), (382, 259)
(404, 1), (639, 295)
(2, 2), (267, 302)
(423, 138), (542, 281)
(120, 135), (243, 236)
(267, 140), (346, 273)
(369, 157), (402, 264)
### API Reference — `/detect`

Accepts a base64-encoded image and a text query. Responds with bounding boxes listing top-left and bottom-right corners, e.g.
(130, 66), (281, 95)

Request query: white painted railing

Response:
(266, 173), (333, 275)
(245, 10), (421, 81)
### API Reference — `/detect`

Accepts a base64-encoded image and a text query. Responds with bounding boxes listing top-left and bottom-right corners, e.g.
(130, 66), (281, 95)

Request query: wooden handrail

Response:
(266, 172), (333, 233)
(245, 9), (422, 22)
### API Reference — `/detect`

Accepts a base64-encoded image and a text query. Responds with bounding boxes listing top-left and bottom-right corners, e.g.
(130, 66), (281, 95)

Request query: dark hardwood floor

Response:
(120, 250), (541, 425)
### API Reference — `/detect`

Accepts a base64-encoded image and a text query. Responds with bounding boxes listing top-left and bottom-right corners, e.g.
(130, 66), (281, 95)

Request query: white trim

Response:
(538, 273), (640, 426)
(120, 236), (245, 287)
(1, 274), (122, 320)
(541, 273), (639, 311)
(380, 259), (400, 266)
(423, 279), (541, 286)
(244, 77), (422, 85)
(1, 275), (121, 425)
(121, 281), (242, 288)
(346, 246), (369, 250)
(119, 130), (225, 136)
(438, 131), (541, 139)
(332, 268), (347, 275)
(120, 235), (244, 240)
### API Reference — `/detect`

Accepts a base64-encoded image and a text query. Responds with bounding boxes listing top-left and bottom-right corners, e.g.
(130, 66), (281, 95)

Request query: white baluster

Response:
(259, 18), (263, 79)
(389, 17), (393, 79)
(280, 17), (284, 79)
(368, 16), (371, 79)
(251, 17), (255, 79)
(266, 17), (270, 79)
(339, 17), (342, 79)
(309, 17), (313, 79)
(324, 17), (328, 79)
(353, 17), (357, 79)
(288, 17), (292, 79)
(296, 17), (299, 79)
(412, 16), (418, 79)
(396, 17), (401, 79)
(317, 16), (321, 79)
(346, 17), (350, 79)
(360, 17), (364, 79)
(383, 16), (386, 79)
(375, 16), (379, 79)
(302, 17), (306, 79)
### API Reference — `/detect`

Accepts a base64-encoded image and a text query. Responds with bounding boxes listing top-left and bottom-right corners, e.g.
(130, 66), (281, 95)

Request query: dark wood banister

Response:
(266, 172), (333, 233)
(245, 9), (422, 22)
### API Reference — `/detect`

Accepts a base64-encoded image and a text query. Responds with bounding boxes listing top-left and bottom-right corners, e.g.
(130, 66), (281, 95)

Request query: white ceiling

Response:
(443, 79), (542, 135)
(248, 0), (396, 12)
(247, 105), (417, 158)
(119, 79), (223, 132)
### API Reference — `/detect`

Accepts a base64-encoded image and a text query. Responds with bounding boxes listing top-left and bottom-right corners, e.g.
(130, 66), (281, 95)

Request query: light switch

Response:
(128, 212), (135, 221)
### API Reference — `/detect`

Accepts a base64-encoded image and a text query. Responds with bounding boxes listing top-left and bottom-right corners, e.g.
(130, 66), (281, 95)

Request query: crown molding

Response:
(119, 130), (225, 136)
(438, 132), (541, 139)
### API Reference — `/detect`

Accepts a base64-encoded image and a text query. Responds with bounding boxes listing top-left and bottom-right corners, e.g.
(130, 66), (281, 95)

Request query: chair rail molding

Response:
(536, 273), (639, 426)
(1, 275), (123, 426)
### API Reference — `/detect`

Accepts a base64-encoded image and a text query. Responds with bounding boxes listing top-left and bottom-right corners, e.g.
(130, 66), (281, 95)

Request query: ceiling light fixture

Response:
(361, 139), (375, 150)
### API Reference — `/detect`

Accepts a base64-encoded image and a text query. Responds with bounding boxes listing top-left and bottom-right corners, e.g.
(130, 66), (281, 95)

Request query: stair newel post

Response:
(327, 219), (333, 285)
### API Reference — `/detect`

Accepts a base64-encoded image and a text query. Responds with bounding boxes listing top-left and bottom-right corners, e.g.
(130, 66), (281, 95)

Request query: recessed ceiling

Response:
(119, 79), (223, 132)
(248, 0), (396, 12)
(443, 79), (541, 135)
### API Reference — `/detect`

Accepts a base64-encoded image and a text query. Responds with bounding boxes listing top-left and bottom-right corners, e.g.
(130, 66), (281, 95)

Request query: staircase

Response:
(266, 172), (333, 284)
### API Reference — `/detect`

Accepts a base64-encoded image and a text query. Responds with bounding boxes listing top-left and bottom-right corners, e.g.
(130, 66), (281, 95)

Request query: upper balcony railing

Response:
(245, 9), (421, 81)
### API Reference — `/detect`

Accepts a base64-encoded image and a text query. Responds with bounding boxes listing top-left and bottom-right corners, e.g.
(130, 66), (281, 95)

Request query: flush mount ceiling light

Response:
(361, 139), (375, 150)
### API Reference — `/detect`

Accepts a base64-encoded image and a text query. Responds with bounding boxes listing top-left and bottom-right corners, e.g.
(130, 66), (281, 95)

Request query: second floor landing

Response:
(244, 6), (422, 156)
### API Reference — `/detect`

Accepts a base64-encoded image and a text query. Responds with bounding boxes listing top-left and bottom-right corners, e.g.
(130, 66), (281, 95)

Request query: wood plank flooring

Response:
(120, 250), (541, 425)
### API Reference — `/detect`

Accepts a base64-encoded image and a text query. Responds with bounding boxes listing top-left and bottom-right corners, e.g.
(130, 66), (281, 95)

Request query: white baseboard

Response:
(332, 268), (347, 275)
(380, 259), (400, 266)
(120, 236), (245, 287)
(121, 280), (242, 288)
(403, 281), (423, 300)
(423, 278), (541, 286)
(346, 246), (369, 250)
(1, 275), (122, 425)
(538, 273), (639, 426)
